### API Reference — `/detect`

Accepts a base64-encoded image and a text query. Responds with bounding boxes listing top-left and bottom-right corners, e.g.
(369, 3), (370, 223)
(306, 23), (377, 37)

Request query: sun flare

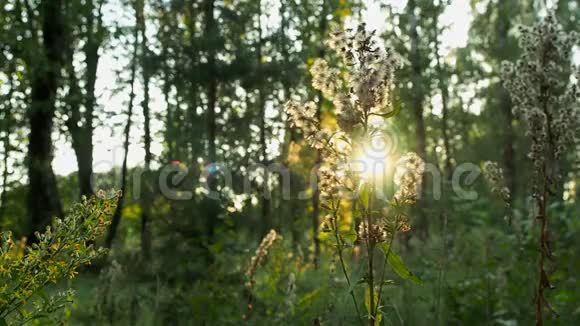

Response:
(353, 142), (391, 182)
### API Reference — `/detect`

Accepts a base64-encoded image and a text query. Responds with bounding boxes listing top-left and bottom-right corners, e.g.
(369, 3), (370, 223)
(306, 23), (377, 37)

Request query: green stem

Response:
(367, 182), (375, 326)
(376, 217), (398, 311)
(331, 203), (364, 326)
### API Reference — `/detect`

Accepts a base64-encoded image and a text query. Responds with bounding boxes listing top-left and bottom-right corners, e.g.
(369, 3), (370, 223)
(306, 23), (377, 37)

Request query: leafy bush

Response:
(0, 191), (118, 325)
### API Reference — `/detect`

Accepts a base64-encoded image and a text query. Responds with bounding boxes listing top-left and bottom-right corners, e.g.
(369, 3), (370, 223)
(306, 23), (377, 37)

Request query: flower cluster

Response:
(310, 58), (342, 99)
(319, 214), (334, 233)
(393, 153), (425, 204)
(285, 101), (318, 138)
(356, 215), (412, 244)
(501, 12), (579, 175)
(0, 192), (118, 323)
(245, 229), (281, 288)
(358, 221), (390, 243)
(318, 166), (342, 200)
(308, 23), (401, 134)
(483, 161), (511, 204)
(286, 24), (411, 194)
(286, 24), (425, 241)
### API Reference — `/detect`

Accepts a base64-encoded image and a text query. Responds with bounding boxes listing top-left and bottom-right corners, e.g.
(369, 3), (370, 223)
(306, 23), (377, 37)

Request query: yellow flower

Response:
(0, 265), (9, 275)
(68, 269), (78, 279)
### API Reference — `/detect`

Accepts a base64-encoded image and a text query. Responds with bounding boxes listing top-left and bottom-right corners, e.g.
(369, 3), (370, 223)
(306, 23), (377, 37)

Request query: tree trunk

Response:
(27, 0), (65, 240)
(0, 134), (8, 223)
(80, 0), (104, 198)
(433, 16), (452, 179)
(311, 0), (328, 269)
(496, 1), (516, 205)
(278, 3), (299, 248)
(186, 0), (195, 161)
(255, 0), (272, 237)
(259, 88), (272, 236)
(105, 11), (139, 249)
(204, 0), (219, 241)
(64, 0), (104, 199)
(159, 3), (176, 160)
(408, 0), (428, 240)
(137, 0), (152, 257)
(432, 8), (452, 321)
(186, 0), (200, 168)
(0, 64), (14, 223)
(205, 0), (217, 164)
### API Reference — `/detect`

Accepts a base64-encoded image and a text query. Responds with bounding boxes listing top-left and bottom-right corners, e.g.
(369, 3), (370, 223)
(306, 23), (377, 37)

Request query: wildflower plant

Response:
(245, 229), (281, 288)
(0, 191), (118, 325)
(243, 229), (281, 320)
(501, 11), (579, 325)
(286, 24), (424, 325)
(482, 161), (512, 221)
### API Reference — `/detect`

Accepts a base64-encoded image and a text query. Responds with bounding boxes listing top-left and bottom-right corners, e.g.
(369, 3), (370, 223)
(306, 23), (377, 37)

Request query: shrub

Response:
(0, 191), (118, 325)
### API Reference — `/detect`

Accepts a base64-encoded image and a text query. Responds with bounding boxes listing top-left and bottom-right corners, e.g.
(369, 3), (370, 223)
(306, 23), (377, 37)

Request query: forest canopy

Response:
(0, 0), (579, 325)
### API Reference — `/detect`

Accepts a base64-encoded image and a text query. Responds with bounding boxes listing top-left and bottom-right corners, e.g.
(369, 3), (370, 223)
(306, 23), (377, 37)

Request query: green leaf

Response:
(380, 244), (423, 285)
(378, 104), (402, 119)
(0, 318), (7, 326)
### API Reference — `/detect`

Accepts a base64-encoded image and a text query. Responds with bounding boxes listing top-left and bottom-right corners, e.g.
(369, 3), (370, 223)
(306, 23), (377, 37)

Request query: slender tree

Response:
(403, 0), (429, 239)
(278, 0), (299, 246)
(186, 0), (201, 163)
(204, 0), (218, 164)
(137, 0), (152, 257)
(255, 0), (272, 237)
(432, 3), (453, 179)
(64, 0), (106, 199)
(105, 5), (140, 248)
(496, 0), (517, 205)
(310, 0), (329, 269)
(27, 0), (65, 240)
(203, 0), (219, 241)
(0, 64), (14, 223)
(407, 0), (427, 164)
(429, 4), (453, 323)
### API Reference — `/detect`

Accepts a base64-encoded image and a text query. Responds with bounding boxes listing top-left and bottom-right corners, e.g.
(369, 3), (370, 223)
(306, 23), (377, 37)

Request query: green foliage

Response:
(0, 192), (118, 325)
(380, 244), (422, 285)
(1, 0), (580, 324)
